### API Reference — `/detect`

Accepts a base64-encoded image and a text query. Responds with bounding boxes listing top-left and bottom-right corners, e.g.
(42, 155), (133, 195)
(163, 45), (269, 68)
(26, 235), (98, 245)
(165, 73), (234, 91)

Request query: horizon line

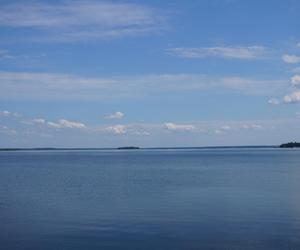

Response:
(0, 145), (280, 151)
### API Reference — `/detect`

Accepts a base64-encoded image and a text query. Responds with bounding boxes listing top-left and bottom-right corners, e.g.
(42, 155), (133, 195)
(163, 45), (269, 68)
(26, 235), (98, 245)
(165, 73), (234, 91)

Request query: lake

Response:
(1, 148), (300, 249)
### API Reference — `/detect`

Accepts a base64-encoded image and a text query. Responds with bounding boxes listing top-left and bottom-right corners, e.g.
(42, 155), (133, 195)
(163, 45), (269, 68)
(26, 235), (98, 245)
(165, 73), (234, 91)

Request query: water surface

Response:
(1, 148), (300, 249)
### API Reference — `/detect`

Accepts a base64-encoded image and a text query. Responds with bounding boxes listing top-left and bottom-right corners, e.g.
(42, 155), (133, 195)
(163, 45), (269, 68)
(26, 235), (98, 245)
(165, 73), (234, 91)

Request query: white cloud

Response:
(33, 118), (46, 124)
(105, 111), (124, 120)
(297, 43), (300, 48)
(0, 109), (292, 147)
(59, 119), (86, 129)
(47, 122), (61, 129)
(167, 46), (267, 60)
(0, 110), (21, 117)
(242, 124), (262, 130)
(242, 124), (249, 129)
(282, 54), (300, 64)
(0, 110), (11, 116)
(164, 122), (195, 131)
(0, 71), (287, 101)
(0, 50), (45, 61)
(47, 119), (86, 129)
(215, 125), (232, 134)
(101, 124), (150, 136)
(221, 125), (231, 130)
(0, 2), (167, 42)
(105, 125), (127, 134)
(277, 75), (300, 104)
(219, 77), (286, 95)
(283, 91), (300, 104)
(291, 75), (300, 87)
(0, 125), (17, 136)
(268, 98), (280, 105)
(130, 131), (150, 136)
(250, 124), (262, 129)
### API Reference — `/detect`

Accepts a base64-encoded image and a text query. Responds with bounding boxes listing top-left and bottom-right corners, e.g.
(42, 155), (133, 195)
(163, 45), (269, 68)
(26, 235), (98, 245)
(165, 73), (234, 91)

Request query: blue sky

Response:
(0, 0), (300, 147)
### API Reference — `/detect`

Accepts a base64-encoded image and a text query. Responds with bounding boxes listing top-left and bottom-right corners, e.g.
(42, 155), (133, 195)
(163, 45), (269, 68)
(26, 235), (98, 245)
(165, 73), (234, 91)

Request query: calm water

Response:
(1, 148), (300, 250)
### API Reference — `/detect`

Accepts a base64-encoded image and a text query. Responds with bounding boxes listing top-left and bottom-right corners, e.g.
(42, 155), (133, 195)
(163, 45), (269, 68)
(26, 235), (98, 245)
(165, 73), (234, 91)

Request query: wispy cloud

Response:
(0, 71), (287, 101)
(220, 125), (231, 131)
(0, 110), (21, 117)
(283, 91), (300, 104)
(0, 50), (14, 59)
(215, 122), (263, 135)
(105, 125), (127, 135)
(282, 54), (300, 64)
(0, 125), (17, 136)
(164, 122), (195, 132)
(268, 98), (280, 105)
(105, 111), (124, 120)
(0, 1), (168, 42)
(242, 124), (262, 130)
(102, 124), (151, 136)
(291, 75), (300, 87)
(33, 118), (46, 124)
(0, 110), (12, 117)
(277, 75), (300, 104)
(47, 119), (86, 129)
(0, 49), (46, 63)
(167, 46), (267, 60)
(2, 109), (298, 147)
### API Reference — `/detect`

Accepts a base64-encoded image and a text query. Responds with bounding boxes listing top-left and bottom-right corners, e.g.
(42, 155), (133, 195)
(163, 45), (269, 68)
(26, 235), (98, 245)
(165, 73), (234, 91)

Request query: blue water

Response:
(1, 148), (300, 250)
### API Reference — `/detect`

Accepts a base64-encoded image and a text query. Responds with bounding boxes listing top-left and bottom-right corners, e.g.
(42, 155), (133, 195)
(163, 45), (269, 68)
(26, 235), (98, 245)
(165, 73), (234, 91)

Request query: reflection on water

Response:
(1, 149), (300, 249)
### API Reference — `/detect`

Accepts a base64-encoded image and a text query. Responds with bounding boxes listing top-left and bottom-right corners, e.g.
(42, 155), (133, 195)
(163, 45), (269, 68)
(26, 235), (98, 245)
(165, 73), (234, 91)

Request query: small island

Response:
(117, 146), (140, 150)
(279, 142), (300, 148)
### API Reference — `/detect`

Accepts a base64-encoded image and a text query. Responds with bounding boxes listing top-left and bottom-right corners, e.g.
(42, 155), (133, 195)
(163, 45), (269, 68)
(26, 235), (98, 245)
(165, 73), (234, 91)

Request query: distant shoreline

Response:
(0, 145), (279, 151)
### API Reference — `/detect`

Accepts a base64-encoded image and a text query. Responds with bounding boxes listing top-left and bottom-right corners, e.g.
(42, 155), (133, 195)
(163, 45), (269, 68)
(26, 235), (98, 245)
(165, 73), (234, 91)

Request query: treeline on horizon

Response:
(279, 142), (300, 148)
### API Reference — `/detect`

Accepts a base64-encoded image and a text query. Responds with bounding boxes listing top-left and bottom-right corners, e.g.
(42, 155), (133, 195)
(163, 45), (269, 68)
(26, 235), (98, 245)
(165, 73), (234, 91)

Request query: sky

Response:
(0, 0), (300, 147)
